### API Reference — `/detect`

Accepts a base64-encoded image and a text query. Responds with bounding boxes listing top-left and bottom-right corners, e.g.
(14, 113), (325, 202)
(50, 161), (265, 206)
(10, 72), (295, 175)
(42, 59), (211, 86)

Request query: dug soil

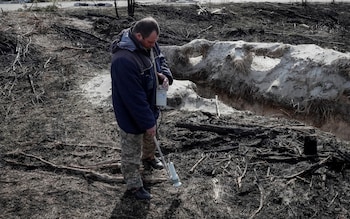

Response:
(1, 2), (350, 219)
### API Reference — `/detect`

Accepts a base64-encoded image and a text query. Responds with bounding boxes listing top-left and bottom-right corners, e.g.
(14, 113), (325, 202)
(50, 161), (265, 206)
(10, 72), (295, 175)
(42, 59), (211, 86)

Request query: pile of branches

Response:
(0, 32), (46, 119)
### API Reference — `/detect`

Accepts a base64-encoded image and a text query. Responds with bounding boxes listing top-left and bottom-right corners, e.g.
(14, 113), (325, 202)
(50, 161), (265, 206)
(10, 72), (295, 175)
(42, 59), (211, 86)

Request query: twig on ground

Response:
(4, 151), (165, 184)
(189, 154), (207, 173)
(12, 40), (22, 70)
(23, 28), (36, 37)
(61, 45), (94, 51)
(28, 74), (36, 96)
(0, 180), (19, 184)
(327, 192), (338, 207)
(4, 103), (13, 119)
(237, 157), (248, 188)
(249, 169), (264, 219)
(204, 145), (239, 153)
(296, 176), (310, 184)
(279, 108), (291, 118)
(5, 76), (17, 97)
(330, 144), (350, 163)
(223, 157), (231, 169)
(250, 183), (264, 219)
(44, 57), (52, 68)
(215, 95), (220, 118)
(28, 73), (44, 104)
(23, 36), (31, 58)
(288, 204), (297, 217)
(70, 159), (121, 170)
(198, 25), (213, 34)
(266, 166), (270, 177)
(284, 155), (332, 179)
(53, 141), (121, 151)
(294, 144), (303, 156)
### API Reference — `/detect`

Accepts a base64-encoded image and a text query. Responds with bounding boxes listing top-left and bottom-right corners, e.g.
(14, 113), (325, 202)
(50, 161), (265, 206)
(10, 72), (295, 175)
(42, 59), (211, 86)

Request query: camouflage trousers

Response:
(119, 129), (157, 189)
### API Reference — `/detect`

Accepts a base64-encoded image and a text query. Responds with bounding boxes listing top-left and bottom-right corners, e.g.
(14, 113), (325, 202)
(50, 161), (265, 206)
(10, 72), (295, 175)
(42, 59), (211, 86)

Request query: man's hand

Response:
(146, 125), (156, 136)
(157, 73), (169, 90)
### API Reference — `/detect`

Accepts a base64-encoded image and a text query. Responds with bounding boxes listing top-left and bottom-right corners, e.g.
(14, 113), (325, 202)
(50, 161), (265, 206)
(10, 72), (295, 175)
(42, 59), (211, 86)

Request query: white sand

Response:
(81, 40), (350, 117)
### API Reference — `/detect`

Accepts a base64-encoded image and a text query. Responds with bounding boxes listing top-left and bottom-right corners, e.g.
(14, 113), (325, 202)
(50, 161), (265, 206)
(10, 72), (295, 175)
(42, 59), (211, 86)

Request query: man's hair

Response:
(131, 17), (160, 38)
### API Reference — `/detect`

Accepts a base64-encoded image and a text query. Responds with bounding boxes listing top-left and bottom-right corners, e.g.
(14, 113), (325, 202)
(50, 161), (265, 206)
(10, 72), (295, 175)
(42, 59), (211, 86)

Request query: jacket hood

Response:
(111, 28), (138, 54)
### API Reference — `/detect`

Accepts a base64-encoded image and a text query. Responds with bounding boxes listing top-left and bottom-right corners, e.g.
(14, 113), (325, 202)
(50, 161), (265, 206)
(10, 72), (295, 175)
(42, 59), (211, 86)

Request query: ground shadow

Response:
(110, 190), (151, 219)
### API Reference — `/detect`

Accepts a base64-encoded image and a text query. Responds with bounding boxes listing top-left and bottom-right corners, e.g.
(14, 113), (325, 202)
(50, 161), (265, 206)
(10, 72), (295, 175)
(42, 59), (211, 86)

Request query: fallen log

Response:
(175, 122), (266, 136)
(204, 145), (239, 153)
(255, 154), (309, 164)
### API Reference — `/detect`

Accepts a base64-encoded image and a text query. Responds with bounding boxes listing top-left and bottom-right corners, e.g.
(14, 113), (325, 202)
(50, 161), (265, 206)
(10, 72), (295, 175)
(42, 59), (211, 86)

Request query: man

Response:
(110, 17), (173, 200)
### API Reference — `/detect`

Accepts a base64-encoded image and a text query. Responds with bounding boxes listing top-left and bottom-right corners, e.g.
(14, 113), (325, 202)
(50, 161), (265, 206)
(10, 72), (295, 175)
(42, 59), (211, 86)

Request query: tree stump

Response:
(304, 135), (317, 156)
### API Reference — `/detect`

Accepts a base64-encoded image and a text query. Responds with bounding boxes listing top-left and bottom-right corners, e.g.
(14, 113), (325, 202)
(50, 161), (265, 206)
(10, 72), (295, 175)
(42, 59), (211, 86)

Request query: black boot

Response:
(142, 157), (164, 170)
(128, 187), (152, 200)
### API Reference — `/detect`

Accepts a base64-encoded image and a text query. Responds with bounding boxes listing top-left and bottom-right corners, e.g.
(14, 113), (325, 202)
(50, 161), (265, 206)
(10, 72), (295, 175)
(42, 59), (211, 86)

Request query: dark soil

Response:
(1, 2), (350, 219)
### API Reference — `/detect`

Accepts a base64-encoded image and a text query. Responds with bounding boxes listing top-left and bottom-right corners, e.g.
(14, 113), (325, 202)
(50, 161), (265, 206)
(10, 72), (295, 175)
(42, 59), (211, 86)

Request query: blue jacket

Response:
(110, 28), (173, 134)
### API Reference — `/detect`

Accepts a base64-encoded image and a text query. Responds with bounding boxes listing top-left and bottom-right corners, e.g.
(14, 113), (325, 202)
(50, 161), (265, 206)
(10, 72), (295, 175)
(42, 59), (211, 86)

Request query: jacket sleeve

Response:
(111, 54), (156, 131)
(155, 43), (174, 85)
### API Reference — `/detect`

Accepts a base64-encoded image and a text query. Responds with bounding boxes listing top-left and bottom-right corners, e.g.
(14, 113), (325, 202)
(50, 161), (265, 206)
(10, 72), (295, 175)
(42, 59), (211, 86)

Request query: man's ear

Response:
(135, 33), (143, 41)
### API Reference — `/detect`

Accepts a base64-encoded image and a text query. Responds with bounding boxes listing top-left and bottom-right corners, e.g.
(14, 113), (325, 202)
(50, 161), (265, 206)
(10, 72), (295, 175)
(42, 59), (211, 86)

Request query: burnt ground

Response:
(1, 2), (350, 219)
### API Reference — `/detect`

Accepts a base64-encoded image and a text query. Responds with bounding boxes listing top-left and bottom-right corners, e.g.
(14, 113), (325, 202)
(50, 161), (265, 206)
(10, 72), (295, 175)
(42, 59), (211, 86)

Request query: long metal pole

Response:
(154, 136), (171, 178)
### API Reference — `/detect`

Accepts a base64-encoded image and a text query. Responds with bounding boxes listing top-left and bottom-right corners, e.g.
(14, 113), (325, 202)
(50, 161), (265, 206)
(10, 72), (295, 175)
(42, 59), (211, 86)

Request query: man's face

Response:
(136, 30), (159, 49)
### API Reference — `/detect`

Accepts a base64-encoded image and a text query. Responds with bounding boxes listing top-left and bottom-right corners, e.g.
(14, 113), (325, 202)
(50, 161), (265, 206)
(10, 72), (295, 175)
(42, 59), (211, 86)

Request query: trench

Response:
(81, 72), (350, 142)
(195, 82), (350, 142)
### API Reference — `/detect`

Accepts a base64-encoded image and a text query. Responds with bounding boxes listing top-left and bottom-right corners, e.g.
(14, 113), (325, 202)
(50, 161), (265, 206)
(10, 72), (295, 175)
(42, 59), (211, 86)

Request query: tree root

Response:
(3, 150), (166, 184)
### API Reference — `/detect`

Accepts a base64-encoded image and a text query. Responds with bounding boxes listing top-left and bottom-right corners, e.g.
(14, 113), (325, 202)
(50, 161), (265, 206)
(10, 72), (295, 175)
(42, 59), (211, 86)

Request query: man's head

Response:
(132, 17), (160, 49)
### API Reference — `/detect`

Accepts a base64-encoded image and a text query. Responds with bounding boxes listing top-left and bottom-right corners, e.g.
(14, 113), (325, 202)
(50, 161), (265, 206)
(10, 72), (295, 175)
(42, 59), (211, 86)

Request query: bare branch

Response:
(189, 154), (207, 173)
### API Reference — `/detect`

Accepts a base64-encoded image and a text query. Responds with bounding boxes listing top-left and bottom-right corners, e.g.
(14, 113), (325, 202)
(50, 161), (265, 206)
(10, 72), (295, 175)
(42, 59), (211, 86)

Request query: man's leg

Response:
(142, 131), (156, 160)
(142, 132), (163, 170)
(120, 129), (143, 189)
(120, 129), (152, 199)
